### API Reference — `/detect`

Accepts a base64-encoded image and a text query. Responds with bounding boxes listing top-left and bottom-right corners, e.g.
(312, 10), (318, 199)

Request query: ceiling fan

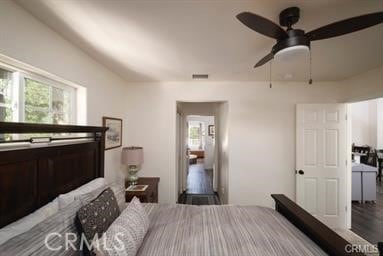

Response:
(237, 7), (383, 68)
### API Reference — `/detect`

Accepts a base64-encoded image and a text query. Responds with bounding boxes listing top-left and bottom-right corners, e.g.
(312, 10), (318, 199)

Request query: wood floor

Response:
(178, 159), (220, 205)
(186, 160), (214, 194)
(352, 182), (383, 245)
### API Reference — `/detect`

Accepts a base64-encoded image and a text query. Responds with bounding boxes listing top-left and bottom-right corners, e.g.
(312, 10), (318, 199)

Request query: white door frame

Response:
(346, 104), (352, 229)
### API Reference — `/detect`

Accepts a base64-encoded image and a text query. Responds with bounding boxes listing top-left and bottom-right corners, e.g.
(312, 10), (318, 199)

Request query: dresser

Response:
(125, 177), (160, 203)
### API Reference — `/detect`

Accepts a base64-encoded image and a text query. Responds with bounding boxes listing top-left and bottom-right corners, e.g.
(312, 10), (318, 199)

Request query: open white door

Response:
(296, 104), (347, 229)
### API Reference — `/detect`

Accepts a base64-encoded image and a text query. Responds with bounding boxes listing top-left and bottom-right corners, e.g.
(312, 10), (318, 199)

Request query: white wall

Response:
(216, 102), (229, 203)
(125, 82), (342, 205)
(350, 99), (378, 148)
(0, 0), (128, 182)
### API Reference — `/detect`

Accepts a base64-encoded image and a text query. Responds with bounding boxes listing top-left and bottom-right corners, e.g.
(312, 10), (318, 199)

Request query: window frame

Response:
(0, 62), (77, 125)
(0, 64), (18, 122)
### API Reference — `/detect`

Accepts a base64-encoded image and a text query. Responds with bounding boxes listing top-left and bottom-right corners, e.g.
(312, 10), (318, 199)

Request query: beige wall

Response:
(350, 99), (378, 148)
(0, 1), (128, 182)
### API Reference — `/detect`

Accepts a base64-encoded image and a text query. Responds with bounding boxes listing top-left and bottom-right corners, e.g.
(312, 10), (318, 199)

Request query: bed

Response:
(0, 122), (365, 256)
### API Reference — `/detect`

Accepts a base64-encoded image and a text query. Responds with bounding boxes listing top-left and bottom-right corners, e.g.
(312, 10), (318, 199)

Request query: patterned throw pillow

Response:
(77, 187), (120, 243)
(94, 197), (149, 256)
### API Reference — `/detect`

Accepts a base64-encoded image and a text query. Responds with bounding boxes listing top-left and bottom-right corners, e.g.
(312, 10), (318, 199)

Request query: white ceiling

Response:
(16, 0), (383, 82)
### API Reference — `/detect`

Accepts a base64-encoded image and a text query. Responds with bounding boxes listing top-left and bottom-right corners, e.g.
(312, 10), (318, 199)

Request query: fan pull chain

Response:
(309, 50), (313, 85)
(269, 60), (272, 88)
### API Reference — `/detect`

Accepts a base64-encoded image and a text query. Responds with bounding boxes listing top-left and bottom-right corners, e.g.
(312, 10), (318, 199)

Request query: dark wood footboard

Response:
(271, 194), (366, 256)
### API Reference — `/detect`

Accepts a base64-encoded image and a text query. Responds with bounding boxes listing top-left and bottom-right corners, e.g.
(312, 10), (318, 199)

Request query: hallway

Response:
(178, 159), (220, 205)
(186, 160), (214, 194)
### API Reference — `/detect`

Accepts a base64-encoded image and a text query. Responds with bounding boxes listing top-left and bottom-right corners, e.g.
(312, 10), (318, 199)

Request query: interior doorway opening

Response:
(348, 98), (383, 245)
(176, 101), (229, 206)
(187, 115), (215, 195)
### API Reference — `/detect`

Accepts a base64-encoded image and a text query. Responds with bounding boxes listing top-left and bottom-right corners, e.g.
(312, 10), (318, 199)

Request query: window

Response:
(0, 66), (76, 125)
(0, 68), (13, 122)
(188, 121), (205, 150)
(24, 78), (73, 124)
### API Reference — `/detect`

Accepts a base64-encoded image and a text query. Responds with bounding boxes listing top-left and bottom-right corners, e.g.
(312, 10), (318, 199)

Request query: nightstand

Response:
(125, 177), (160, 203)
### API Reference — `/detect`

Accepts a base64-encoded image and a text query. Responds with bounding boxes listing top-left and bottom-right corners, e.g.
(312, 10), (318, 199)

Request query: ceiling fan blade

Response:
(254, 53), (273, 68)
(306, 11), (383, 41)
(237, 12), (288, 40)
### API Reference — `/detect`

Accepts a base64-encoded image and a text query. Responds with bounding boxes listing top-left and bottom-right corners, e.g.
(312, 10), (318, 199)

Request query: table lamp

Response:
(121, 146), (144, 185)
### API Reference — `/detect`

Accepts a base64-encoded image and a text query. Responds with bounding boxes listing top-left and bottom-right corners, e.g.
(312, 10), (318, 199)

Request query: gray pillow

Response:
(94, 197), (149, 256)
(76, 188), (120, 243)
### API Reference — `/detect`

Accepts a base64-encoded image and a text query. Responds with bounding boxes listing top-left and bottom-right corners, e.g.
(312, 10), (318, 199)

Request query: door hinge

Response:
(345, 114), (348, 121)
(345, 206), (347, 212)
(346, 160), (347, 166)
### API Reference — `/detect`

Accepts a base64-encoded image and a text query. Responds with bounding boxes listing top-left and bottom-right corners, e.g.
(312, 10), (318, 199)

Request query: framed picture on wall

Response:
(102, 116), (122, 150)
(208, 125), (215, 136)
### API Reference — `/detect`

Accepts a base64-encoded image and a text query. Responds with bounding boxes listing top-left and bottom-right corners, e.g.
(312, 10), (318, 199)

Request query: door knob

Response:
(298, 170), (304, 175)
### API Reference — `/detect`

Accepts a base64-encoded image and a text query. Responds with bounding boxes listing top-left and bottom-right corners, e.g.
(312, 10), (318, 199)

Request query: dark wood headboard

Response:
(0, 122), (107, 228)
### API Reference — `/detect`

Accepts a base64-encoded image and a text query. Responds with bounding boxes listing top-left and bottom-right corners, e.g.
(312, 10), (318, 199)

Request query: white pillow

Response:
(0, 198), (59, 245)
(95, 197), (149, 256)
(58, 178), (107, 209)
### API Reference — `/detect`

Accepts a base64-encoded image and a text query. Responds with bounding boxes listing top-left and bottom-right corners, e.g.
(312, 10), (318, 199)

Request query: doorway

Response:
(348, 98), (383, 244)
(176, 101), (228, 205)
(187, 116), (215, 195)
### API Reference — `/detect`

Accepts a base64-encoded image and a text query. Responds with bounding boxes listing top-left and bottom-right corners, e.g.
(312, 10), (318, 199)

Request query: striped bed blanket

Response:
(138, 204), (327, 256)
(0, 202), (327, 256)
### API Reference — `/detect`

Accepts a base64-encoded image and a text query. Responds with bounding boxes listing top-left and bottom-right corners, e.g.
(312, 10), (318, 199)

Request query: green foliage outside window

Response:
(0, 68), (13, 122)
(189, 126), (200, 139)
(25, 78), (70, 124)
(25, 79), (50, 123)
(0, 68), (72, 126)
(0, 68), (73, 142)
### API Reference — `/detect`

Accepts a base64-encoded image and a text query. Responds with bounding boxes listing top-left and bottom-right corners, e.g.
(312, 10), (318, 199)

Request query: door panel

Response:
(297, 104), (347, 228)
(304, 177), (318, 215)
(324, 129), (338, 167)
(325, 178), (338, 216)
(304, 129), (318, 166)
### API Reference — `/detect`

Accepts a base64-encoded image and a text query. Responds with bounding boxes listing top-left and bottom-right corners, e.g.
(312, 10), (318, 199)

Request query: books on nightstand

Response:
(126, 185), (148, 192)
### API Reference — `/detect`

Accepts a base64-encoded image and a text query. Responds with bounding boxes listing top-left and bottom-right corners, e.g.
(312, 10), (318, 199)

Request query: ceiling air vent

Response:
(192, 74), (209, 79)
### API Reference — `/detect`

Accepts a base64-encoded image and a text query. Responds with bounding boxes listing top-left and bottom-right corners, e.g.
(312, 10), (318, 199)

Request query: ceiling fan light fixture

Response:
(237, 8), (383, 69)
(274, 45), (309, 61)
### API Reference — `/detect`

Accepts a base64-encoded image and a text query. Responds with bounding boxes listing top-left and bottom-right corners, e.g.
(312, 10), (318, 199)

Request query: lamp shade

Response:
(121, 146), (144, 165)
